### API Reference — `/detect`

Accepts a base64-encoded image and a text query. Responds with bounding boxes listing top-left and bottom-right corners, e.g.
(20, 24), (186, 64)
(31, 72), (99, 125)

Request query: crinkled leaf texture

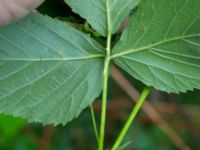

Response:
(65, 0), (140, 36)
(113, 0), (200, 93)
(0, 13), (104, 125)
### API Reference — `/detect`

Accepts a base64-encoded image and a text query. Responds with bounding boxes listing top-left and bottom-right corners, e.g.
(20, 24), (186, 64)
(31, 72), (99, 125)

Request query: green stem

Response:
(90, 104), (99, 144)
(99, 0), (112, 149)
(111, 87), (152, 150)
(99, 58), (110, 150)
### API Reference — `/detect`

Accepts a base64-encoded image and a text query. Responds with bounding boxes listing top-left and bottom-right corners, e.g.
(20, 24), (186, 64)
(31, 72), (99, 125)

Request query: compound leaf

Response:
(65, 0), (140, 36)
(112, 0), (200, 93)
(0, 13), (104, 125)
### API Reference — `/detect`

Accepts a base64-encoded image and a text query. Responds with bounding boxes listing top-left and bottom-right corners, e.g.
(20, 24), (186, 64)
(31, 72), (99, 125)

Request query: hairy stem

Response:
(112, 87), (152, 150)
(90, 104), (99, 144)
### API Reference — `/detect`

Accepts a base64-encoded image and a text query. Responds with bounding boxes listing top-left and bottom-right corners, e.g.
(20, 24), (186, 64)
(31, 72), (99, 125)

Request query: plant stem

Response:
(99, 57), (110, 150)
(90, 104), (99, 144)
(99, 1), (112, 149)
(111, 87), (152, 150)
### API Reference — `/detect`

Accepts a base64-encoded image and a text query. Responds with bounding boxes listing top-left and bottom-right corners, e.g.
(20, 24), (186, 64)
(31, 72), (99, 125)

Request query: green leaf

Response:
(0, 13), (104, 125)
(0, 114), (25, 140)
(112, 0), (200, 93)
(65, 0), (140, 36)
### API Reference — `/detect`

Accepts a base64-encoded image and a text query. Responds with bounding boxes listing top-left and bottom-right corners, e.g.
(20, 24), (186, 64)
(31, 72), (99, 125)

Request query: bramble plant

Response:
(0, 0), (200, 149)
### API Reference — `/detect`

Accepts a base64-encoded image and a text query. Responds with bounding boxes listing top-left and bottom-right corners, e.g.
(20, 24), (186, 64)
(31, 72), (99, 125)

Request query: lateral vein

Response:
(111, 33), (200, 59)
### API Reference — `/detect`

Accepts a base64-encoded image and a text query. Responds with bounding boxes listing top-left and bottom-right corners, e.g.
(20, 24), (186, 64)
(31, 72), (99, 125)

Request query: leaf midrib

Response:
(0, 54), (104, 61)
(111, 33), (200, 59)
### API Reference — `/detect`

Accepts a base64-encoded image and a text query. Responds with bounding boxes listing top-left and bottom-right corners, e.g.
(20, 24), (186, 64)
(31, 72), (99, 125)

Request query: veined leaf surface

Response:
(65, 0), (140, 36)
(112, 0), (200, 93)
(0, 13), (104, 125)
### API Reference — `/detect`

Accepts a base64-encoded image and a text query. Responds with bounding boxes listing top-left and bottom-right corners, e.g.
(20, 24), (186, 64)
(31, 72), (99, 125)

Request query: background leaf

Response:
(0, 13), (104, 125)
(112, 0), (200, 93)
(65, 0), (140, 36)
(0, 115), (25, 140)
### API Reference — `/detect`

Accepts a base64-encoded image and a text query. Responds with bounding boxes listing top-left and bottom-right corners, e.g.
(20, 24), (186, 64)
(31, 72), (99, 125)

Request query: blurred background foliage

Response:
(0, 0), (199, 150)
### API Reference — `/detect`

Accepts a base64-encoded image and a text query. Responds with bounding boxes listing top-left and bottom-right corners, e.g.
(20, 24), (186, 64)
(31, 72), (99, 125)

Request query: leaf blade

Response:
(65, 0), (140, 36)
(113, 0), (200, 93)
(0, 13), (104, 125)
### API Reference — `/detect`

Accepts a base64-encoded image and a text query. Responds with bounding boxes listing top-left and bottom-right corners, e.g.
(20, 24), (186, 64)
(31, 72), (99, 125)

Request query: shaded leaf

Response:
(112, 0), (200, 93)
(65, 0), (140, 36)
(0, 13), (104, 125)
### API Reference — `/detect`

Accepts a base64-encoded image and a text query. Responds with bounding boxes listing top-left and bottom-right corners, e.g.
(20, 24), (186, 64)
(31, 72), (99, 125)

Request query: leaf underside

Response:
(0, 14), (104, 125)
(0, 0), (200, 126)
(113, 0), (200, 93)
(65, 0), (140, 36)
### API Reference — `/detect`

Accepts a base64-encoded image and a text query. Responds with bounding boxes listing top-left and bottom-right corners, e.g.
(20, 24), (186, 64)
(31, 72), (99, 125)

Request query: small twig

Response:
(39, 125), (53, 150)
(92, 99), (200, 133)
(111, 65), (190, 150)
